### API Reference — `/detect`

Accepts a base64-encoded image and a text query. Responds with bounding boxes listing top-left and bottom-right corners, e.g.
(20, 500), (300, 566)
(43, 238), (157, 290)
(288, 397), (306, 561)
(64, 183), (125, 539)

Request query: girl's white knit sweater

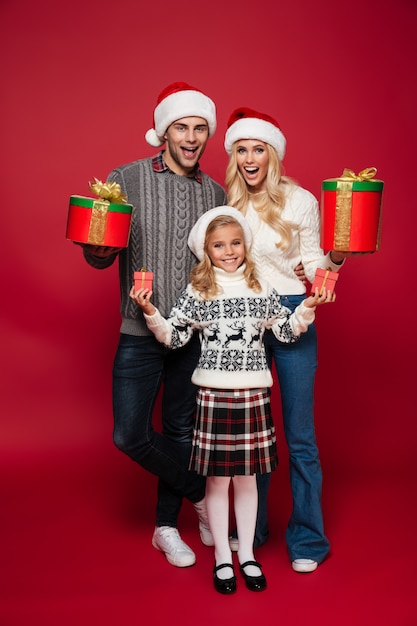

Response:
(144, 266), (315, 390)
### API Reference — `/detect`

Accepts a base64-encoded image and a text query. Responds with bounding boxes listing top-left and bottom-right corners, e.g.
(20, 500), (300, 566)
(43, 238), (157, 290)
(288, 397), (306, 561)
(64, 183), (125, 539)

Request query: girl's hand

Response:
(129, 285), (156, 315)
(304, 287), (336, 308)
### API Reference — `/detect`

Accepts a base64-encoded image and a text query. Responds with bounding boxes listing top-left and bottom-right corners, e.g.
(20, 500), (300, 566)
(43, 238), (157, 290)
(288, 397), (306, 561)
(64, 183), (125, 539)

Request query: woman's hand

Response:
(129, 286), (156, 315)
(304, 287), (336, 308)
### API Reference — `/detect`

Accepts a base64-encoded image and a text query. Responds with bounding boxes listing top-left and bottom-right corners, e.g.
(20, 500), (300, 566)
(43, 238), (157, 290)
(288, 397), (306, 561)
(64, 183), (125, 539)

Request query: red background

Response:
(1, 1), (416, 624)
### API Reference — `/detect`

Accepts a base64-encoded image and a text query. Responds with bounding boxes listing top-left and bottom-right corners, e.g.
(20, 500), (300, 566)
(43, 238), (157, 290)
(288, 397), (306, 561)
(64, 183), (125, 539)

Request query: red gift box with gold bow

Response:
(134, 268), (154, 292)
(320, 167), (383, 253)
(66, 178), (133, 247)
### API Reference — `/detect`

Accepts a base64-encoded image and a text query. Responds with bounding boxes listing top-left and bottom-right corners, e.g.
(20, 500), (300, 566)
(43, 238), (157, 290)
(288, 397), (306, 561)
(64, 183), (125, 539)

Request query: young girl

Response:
(130, 206), (335, 594)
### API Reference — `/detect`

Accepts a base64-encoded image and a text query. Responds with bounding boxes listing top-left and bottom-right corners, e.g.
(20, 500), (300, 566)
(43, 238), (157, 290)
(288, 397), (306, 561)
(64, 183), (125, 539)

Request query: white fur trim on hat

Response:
(224, 117), (286, 161)
(145, 89), (217, 147)
(188, 206), (253, 261)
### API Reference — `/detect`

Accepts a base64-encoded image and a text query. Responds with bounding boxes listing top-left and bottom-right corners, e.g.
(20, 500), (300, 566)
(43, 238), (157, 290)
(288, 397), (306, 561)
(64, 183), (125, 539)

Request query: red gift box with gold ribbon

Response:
(134, 268), (154, 292)
(320, 167), (383, 253)
(311, 268), (339, 296)
(66, 179), (133, 247)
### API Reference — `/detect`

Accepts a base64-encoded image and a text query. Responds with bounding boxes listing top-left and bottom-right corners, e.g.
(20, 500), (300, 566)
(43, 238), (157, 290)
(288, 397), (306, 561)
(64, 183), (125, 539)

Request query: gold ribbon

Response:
(88, 200), (109, 245)
(334, 167), (377, 250)
(89, 178), (127, 204)
(139, 267), (148, 288)
(319, 270), (330, 296)
(86, 178), (127, 244)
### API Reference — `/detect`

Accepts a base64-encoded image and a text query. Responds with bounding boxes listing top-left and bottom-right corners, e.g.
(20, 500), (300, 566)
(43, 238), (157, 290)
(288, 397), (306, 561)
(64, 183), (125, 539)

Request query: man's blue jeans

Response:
(261, 294), (330, 563)
(112, 332), (205, 528)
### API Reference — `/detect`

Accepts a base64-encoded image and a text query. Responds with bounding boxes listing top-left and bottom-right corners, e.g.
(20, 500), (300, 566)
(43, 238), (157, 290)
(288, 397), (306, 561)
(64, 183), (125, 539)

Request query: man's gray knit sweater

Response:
(84, 155), (226, 336)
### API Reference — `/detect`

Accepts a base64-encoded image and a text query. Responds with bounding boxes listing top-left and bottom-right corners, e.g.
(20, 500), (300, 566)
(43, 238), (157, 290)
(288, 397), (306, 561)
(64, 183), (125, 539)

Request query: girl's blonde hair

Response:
(225, 142), (296, 250)
(190, 215), (261, 300)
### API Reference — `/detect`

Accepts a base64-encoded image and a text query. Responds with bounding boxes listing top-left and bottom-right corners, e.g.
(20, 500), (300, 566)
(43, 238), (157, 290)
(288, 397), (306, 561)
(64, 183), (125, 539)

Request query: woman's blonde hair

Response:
(190, 215), (261, 300)
(225, 142), (296, 250)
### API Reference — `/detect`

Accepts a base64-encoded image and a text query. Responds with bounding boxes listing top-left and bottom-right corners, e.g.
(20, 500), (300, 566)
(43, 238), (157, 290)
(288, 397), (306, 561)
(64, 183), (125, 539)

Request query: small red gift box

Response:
(320, 167), (383, 253)
(311, 268), (339, 296)
(66, 179), (133, 247)
(134, 268), (154, 292)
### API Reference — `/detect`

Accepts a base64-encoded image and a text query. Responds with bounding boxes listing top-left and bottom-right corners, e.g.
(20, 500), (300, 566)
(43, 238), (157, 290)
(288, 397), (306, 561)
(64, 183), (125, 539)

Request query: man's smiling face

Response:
(162, 117), (209, 175)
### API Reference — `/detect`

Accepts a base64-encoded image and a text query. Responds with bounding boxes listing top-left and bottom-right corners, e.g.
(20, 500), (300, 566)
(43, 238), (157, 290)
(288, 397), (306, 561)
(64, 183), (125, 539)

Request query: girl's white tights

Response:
(206, 474), (261, 579)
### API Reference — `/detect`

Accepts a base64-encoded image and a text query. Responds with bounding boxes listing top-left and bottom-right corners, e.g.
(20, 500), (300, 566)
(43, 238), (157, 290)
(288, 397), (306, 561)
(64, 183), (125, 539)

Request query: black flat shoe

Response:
(239, 560), (267, 592)
(213, 563), (237, 595)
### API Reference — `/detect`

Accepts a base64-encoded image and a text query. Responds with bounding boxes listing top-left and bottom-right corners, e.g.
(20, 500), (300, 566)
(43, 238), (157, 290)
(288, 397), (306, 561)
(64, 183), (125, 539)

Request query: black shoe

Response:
(239, 560), (267, 592)
(213, 563), (237, 595)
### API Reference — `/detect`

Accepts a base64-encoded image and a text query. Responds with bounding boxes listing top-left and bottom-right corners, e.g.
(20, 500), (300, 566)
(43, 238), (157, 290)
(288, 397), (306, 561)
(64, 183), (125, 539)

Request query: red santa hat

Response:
(145, 81), (217, 147)
(188, 205), (253, 261)
(224, 107), (286, 161)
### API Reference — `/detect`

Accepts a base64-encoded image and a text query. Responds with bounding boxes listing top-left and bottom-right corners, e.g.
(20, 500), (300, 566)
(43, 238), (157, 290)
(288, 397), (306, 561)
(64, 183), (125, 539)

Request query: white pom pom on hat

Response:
(145, 81), (217, 147)
(224, 107), (286, 161)
(145, 128), (163, 147)
(188, 206), (253, 262)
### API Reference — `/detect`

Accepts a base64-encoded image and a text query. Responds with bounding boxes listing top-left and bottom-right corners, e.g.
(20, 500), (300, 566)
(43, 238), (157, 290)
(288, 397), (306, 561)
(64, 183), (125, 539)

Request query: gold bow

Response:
(89, 178), (127, 204)
(339, 167), (377, 182)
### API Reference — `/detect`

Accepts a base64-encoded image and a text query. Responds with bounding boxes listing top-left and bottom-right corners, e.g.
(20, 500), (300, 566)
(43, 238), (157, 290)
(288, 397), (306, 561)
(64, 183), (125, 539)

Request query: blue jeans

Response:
(261, 294), (330, 563)
(112, 333), (206, 528)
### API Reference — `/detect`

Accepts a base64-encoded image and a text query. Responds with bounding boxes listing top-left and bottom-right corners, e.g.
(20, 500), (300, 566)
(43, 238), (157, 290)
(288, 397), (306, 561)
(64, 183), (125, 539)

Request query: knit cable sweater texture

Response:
(83, 155), (226, 335)
(144, 266), (315, 389)
(244, 185), (343, 295)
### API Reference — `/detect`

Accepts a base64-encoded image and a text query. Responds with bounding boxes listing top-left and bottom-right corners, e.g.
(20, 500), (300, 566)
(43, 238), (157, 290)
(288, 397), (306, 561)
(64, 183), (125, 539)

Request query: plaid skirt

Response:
(189, 387), (278, 477)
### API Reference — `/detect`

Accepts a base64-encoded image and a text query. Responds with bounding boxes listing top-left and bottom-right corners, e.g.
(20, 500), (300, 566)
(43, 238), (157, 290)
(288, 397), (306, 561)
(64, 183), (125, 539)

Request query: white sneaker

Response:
(152, 526), (196, 567)
(193, 499), (214, 546)
(292, 558), (318, 573)
(228, 536), (239, 552)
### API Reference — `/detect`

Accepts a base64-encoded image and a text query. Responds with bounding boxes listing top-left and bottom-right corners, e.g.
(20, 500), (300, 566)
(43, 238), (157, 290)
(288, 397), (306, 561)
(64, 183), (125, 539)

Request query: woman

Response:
(224, 107), (345, 573)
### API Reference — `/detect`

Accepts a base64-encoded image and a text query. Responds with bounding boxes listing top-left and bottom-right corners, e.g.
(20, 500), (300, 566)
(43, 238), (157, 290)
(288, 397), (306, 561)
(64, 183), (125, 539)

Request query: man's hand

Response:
(74, 242), (122, 258)
(294, 262), (307, 285)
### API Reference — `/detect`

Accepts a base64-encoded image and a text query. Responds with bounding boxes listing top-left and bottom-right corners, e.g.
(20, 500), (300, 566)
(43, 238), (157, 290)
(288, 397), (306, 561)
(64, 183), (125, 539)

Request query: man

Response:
(81, 82), (227, 567)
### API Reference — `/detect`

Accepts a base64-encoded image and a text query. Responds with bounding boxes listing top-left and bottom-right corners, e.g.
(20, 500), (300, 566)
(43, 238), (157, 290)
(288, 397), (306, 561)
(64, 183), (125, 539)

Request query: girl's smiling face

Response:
(206, 223), (246, 272)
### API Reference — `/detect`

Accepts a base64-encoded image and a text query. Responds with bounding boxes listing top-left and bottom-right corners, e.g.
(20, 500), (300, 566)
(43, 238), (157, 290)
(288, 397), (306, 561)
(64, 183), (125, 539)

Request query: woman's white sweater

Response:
(244, 186), (342, 295)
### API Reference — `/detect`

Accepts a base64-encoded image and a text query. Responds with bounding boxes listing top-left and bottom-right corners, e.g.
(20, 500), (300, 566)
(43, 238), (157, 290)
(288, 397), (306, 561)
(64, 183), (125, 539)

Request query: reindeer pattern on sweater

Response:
(144, 265), (315, 390)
